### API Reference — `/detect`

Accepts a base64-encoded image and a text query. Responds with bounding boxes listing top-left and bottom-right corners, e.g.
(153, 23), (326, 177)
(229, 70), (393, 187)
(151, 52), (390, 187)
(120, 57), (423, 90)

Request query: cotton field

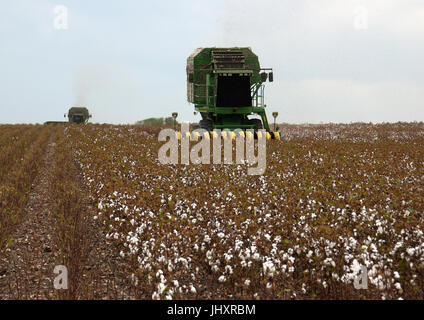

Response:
(66, 123), (424, 300)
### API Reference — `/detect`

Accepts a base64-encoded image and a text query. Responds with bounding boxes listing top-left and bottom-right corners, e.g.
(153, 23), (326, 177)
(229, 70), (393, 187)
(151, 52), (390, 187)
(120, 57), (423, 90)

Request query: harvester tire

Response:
(248, 119), (263, 131)
(199, 119), (213, 132)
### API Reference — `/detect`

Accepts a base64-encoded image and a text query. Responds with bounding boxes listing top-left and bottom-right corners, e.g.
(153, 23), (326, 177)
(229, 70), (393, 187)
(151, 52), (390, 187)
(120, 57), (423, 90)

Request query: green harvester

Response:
(187, 47), (280, 139)
(65, 107), (92, 124)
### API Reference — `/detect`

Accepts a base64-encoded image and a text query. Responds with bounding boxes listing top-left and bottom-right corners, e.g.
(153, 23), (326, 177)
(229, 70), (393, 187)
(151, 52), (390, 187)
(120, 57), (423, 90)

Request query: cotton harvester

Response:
(186, 47), (280, 140)
(65, 107), (92, 124)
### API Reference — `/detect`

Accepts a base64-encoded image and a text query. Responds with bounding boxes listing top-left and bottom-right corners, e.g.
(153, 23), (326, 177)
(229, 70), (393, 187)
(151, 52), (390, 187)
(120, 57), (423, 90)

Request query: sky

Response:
(0, 0), (423, 124)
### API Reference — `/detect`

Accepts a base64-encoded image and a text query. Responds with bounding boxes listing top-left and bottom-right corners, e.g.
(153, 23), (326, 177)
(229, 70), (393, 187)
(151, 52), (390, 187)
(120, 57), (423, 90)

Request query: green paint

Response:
(186, 47), (276, 133)
(67, 107), (91, 124)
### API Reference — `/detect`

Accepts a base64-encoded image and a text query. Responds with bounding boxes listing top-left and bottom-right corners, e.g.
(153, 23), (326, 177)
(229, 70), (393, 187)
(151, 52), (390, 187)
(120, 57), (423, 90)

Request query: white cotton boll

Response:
(190, 284), (197, 294)
(217, 232), (225, 239)
(394, 282), (402, 292)
(152, 292), (160, 300)
(224, 253), (232, 262)
(158, 283), (167, 295)
(351, 259), (361, 274)
(168, 263), (174, 272)
(406, 248), (415, 256)
(332, 273), (340, 281)
(244, 249), (251, 259)
(394, 271), (400, 279)
(266, 282), (272, 289)
(263, 261), (276, 277)
(244, 279), (251, 286)
(206, 250), (213, 260)
(131, 273), (138, 286)
(225, 265), (233, 275)
(218, 275), (226, 283)
(178, 257), (188, 268)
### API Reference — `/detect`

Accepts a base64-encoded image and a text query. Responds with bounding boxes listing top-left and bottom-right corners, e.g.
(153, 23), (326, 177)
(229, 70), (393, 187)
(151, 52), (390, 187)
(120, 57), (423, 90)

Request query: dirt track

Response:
(0, 130), (133, 299)
(0, 134), (58, 299)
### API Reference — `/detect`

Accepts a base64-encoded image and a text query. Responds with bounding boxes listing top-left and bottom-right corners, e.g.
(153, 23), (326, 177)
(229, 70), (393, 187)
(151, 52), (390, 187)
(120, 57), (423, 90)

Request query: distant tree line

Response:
(135, 117), (178, 126)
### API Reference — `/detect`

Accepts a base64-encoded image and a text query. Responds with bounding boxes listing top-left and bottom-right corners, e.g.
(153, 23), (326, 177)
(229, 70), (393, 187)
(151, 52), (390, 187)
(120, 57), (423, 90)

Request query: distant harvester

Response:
(65, 107), (92, 124)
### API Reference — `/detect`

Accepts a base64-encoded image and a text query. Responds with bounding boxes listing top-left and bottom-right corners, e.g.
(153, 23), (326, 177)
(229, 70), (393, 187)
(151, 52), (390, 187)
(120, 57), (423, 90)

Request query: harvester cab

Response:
(186, 47), (280, 140)
(65, 107), (92, 124)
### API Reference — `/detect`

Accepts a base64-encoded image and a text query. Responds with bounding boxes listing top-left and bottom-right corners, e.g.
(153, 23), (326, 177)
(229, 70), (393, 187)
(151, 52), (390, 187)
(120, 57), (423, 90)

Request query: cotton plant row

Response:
(278, 122), (424, 142)
(66, 124), (424, 299)
(0, 125), (52, 248)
